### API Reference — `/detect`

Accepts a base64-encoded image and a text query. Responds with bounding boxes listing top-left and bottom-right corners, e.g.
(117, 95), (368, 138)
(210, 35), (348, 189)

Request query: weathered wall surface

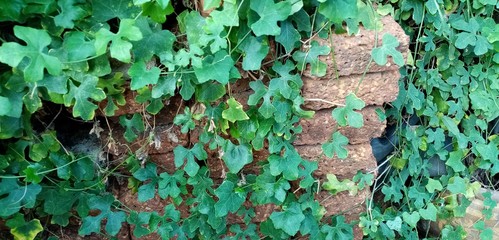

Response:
(100, 15), (408, 239)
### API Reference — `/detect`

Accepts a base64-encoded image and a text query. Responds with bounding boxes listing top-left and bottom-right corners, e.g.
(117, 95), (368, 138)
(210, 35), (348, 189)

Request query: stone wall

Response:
(100, 15), (409, 239)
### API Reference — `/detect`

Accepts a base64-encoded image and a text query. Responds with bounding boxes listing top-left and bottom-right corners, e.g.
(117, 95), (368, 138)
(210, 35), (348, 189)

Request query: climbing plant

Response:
(0, 0), (495, 239)
(363, 0), (499, 239)
(0, 0), (385, 239)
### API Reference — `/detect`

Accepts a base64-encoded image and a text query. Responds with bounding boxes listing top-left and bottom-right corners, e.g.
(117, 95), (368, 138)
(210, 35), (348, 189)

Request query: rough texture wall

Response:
(100, 15), (409, 239)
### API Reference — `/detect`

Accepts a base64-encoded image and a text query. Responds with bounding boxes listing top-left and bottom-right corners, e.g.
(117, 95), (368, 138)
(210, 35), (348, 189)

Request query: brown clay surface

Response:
(296, 143), (377, 179)
(302, 70), (400, 110)
(296, 106), (385, 146)
(305, 16), (409, 78)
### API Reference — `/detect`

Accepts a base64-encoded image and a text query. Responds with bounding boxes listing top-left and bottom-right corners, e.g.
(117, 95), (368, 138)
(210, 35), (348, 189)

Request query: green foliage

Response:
(6, 0), (491, 239)
(363, 0), (499, 239)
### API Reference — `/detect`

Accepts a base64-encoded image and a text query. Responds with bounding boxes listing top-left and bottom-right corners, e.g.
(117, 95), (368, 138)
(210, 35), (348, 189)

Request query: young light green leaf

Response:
(95, 19), (143, 63)
(371, 33), (405, 67)
(270, 202), (305, 236)
(10, 219), (43, 240)
(322, 174), (357, 195)
(418, 203), (437, 221)
(0, 26), (62, 82)
(445, 150), (466, 172)
(322, 131), (349, 159)
(402, 212), (420, 228)
(222, 98), (249, 123)
(214, 180), (247, 217)
(250, 0), (292, 36)
(426, 178), (443, 193)
(332, 93), (365, 128)
(128, 61), (161, 90)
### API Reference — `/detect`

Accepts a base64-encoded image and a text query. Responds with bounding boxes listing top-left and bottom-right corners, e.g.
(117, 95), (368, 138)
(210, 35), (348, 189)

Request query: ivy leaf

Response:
(63, 76), (106, 120)
(269, 61), (303, 99)
(79, 194), (126, 236)
(250, 0), (292, 36)
(332, 93), (365, 128)
(195, 82), (226, 103)
(293, 41), (331, 77)
(63, 32), (96, 61)
(447, 176), (467, 195)
(158, 170), (187, 200)
(418, 203), (437, 221)
(173, 107), (197, 133)
(91, 0), (141, 22)
(128, 61), (161, 90)
(141, 1), (174, 23)
(321, 215), (354, 240)
(238, 36), (269, 71)
(268, 150), (302, 180)
(152, 76), (176, 98)
(0, 0), (26, 22)
(322, 131), (349, 159)
(194, 50), (234, 84)
(445, 150), (466, 172)
(475, 143), (499, 162)
(453, 18), (492, 55)
(119, 114), (145, 142)
(0, 96), (12, 116)
(54, 0), (87, 28)
(95, 19), (143, 63)
(222, 98), (249, 123)
(323, 174), (357, 195)
(318, 0), (358, 24)
(248, 80), (276, 118)
(173, 144), (207, 177)
(402, 212), (420, 228)
(133, 17), (176, 60)
(209, 0), (239, 27)
(0, 179), (42, 217)
(221, 141), (253, 173)
(426, 178), (443, 193)
(10, 219), (43, 240)
(133, 163), (159, 202)
(270, 202), (305, 236)
(276, 20), (300, 53)
(0, 26), (62, 82)
(214, 180), (247, 217)
(371, 33), (405, 67)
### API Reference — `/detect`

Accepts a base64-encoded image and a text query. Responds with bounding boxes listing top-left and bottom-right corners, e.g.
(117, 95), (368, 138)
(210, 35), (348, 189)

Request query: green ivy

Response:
(2, 0), (494, 239)
(364, 0), (499, 239)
